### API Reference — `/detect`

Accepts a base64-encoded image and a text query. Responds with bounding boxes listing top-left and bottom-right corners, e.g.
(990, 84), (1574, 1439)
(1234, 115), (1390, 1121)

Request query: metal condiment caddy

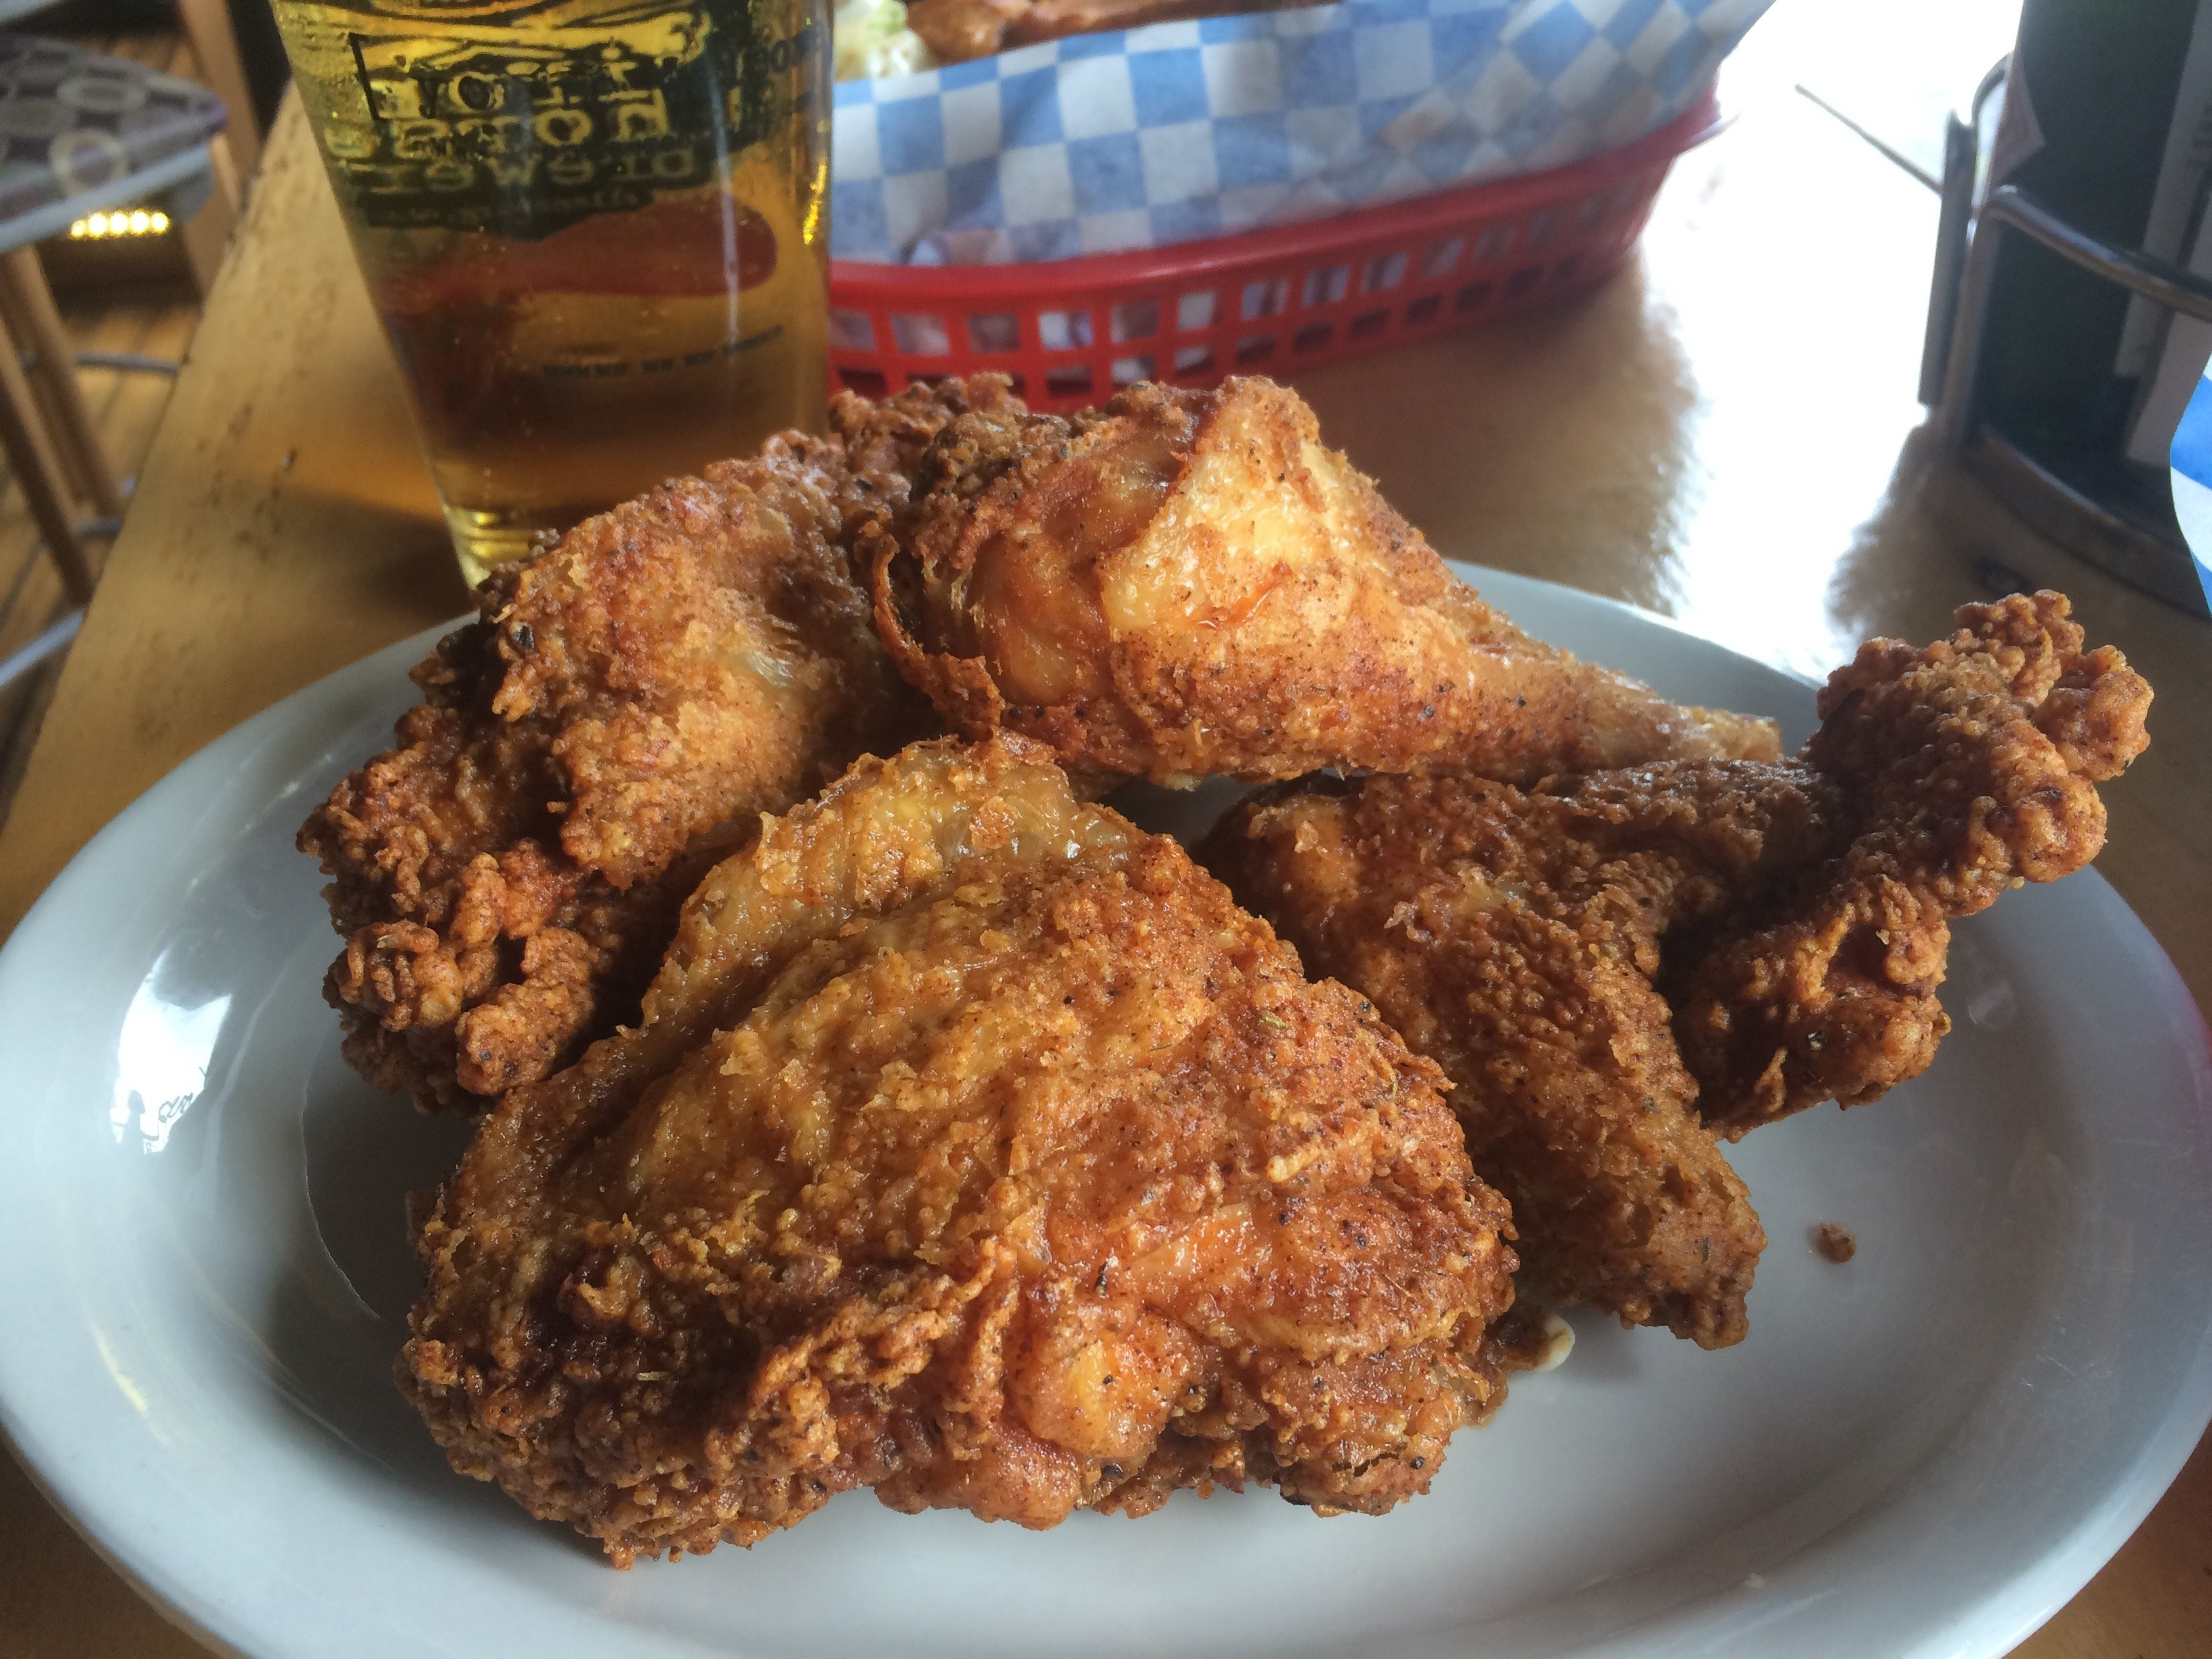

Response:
(1923, 57), (2212, 619)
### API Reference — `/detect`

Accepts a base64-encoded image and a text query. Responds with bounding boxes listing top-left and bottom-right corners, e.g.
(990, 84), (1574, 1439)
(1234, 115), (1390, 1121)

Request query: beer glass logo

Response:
(326, 3), (796, 237)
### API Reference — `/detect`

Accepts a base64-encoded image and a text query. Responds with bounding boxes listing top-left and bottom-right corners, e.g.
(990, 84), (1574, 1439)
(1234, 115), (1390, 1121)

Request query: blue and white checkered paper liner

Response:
(2170, 365), (2212, 607)
(832, 0), (1771, 266)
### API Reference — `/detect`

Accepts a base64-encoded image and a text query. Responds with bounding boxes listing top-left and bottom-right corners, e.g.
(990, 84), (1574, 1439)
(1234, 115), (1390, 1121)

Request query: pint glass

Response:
(271, 0), (830, 583)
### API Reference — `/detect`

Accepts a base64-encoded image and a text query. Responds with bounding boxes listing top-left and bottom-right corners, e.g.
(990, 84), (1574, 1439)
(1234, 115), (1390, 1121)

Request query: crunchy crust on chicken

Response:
(830, 373), (1031, 565)
(1208, 771), (1776, 1347)
(871, 377), (1779, 787)
(401, 737), (1521, 1561)
(298, 381), (1018, 1111)
(1674, 590), (2151, 1132)
(1205, 593), (2150, 1345)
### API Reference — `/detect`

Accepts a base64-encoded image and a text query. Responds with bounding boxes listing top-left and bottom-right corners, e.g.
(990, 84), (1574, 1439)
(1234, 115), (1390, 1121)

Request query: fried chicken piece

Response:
(1674, 590), (2150, 1132)
(401, 737), (1520, 1561)
(905, 0), (1319, 62)
(1208, 771), (1777, 1347)
(870, 376), (1779, 787)
(300, 381), (1016, 1109)
(831, 373), (1030, 561)
(1206, 593), (2150, 1345)
(903, 0), (1029, 62)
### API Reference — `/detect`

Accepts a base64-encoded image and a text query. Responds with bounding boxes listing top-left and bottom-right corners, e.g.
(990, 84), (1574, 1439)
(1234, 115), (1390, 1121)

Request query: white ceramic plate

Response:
(2, 569), (2208, 1659)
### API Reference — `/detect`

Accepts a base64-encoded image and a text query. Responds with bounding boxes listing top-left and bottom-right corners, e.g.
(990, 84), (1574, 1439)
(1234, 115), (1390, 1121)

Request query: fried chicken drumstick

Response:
(299, 380), (1023, 1110)
(872, 375), (1780, 786)
(402, 737), (1522, 1561)
(1206, 594), (2151, 1347)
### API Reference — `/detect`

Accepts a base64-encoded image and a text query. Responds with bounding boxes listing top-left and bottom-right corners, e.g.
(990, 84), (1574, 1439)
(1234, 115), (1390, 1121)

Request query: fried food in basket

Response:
(299, 378), (1022, 1111)
(401, 736), (1522, 1561)
(1204, 594), (2151, 1346)
(870, 375), (1780, 787)
(904, 0), (1321, 64)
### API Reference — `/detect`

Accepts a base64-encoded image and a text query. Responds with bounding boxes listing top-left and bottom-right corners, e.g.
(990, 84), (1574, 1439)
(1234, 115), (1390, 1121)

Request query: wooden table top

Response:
(1, 3), (2205, 1653)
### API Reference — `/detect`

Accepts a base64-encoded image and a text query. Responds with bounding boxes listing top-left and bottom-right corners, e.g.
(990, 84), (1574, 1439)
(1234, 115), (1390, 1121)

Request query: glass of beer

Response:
(270, 0), (830, 586)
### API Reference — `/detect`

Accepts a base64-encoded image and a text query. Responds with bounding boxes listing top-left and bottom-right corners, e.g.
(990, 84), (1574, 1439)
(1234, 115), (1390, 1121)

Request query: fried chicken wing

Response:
(872, 376), (1780, 787)
(1675, 591), (2150, 1132)
(401, 737), (1520, 1561)
(300, 380), (1017, 1110)
(1206, 593), (2150, 1345)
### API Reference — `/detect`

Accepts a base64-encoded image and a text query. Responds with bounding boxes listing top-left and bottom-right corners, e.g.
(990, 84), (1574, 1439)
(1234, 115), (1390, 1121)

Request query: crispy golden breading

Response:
(300, 615), (709, 1111)
(299, 383), (1018, 1111)
(830, 373), (1031, 560)
(1207, 771), (1776, 1347)
(1675, 591), (2150, 1132)
(1205, 593), (2150, 1346)
(401, 737), (1520, 1561)
(872, 377), (1780, 787)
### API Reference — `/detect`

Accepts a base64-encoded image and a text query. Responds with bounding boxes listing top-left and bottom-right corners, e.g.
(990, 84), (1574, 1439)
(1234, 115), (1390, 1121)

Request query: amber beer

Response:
(271, 0), (830, 583)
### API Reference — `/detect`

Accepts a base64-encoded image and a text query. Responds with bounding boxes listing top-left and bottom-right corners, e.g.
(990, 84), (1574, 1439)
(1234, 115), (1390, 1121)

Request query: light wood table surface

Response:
(1, 3), (2205, 1653)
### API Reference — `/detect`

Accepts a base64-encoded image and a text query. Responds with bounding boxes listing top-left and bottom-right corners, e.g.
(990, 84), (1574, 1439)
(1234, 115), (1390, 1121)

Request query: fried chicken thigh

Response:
(1206, 594), (2150, 1346)
(402, 737), (1520, 1561)
(1210, 771), (1777, 1347)
(298, 381), (1017, 1109)
(872, 376), (1779, 786)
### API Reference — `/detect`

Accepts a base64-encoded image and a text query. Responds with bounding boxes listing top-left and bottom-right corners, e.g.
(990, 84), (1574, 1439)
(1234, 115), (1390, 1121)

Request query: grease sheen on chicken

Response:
(1206, 594), (2151, 1347)
(297, 380), (1023, 1109)
(873, 376), (1780, 786)
(402, 737), (1521, 1561)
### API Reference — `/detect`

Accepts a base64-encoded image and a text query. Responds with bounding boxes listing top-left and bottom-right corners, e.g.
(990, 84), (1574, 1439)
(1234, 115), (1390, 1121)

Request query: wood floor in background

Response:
(0, 288), (198, 830)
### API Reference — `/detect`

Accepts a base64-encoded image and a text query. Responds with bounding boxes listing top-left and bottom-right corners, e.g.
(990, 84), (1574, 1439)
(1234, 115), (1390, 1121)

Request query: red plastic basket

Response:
(827, 89), (1722, 412)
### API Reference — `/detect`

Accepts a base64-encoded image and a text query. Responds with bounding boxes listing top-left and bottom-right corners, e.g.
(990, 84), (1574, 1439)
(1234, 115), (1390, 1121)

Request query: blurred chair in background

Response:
(0, 20), (232, 689)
